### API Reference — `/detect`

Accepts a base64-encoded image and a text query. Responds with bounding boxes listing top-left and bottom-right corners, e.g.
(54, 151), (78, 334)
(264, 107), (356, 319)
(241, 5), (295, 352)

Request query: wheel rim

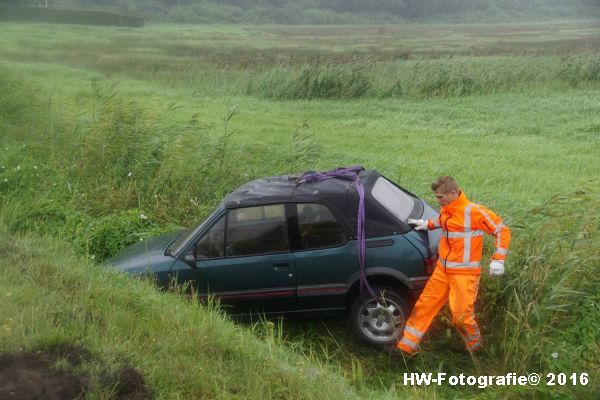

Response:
(357, 297), (405, 343)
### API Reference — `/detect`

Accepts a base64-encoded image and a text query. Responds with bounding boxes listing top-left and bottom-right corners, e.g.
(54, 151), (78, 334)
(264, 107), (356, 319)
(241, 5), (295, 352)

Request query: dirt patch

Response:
(110, 366), (150, 400)
(0, 344), (150, 400)
(0, 350), (87, 400)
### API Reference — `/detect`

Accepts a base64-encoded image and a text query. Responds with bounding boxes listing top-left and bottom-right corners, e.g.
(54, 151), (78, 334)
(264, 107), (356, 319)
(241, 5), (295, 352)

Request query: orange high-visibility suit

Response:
(397, 191), (510, 353)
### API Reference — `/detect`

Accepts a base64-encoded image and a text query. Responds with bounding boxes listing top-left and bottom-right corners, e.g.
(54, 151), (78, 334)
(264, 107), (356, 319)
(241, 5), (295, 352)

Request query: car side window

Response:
(297, 203), (346, 250)
(226, 204), (289, 257)
(195, 217), (225, 259)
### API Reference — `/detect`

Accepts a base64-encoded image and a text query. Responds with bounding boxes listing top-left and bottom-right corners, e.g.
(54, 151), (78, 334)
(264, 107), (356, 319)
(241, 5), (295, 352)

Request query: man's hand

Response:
(407, 219), (428, 231)
(489, 260), (505, 276)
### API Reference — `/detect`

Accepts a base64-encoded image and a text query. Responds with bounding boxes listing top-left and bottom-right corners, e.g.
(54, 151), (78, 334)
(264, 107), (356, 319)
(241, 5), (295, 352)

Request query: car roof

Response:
(222, 169), (416, 238)
(223, 169), (381, 208)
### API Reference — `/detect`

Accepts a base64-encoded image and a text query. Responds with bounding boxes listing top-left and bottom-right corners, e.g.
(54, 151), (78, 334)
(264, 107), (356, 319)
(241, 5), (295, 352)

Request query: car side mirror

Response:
(183, 253), (196, 268)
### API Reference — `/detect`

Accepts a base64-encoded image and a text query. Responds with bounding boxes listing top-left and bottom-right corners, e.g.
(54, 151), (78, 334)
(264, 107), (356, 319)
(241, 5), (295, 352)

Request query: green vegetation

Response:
(27, 0), (600, 24)
(1, 21), (599, 398)
(247, 54), (600, 99)
(2, 21), (599, 100)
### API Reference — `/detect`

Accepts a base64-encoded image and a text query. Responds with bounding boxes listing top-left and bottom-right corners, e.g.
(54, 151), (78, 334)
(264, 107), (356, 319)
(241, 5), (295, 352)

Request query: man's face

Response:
(434, 189), (459, 207)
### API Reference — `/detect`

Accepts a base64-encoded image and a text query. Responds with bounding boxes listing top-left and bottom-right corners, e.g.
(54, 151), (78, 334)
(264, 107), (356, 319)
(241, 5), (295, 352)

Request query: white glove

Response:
(489, 260), (505, 276)
(407, 218), (428, 231)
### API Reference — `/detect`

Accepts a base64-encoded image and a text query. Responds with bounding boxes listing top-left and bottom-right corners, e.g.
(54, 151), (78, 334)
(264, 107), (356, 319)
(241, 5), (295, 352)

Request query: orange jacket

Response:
(427, 192), (510, 274)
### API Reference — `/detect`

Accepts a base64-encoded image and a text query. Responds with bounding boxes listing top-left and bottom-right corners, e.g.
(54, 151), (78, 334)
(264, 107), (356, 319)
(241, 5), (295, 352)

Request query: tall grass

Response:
(477, 184), (600, 397)
(247, 54), (600, 99)
(248, 63), (372, 99)
(0, 68), (322, 260)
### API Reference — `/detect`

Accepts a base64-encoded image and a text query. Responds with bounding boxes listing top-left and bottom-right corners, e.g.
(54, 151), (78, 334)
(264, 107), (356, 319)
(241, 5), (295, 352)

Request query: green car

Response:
(108, 169), (440, 346)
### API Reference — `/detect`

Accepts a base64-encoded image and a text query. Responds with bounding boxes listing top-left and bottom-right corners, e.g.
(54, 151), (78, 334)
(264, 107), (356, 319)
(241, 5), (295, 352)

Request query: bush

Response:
(81, 209), (159, 261)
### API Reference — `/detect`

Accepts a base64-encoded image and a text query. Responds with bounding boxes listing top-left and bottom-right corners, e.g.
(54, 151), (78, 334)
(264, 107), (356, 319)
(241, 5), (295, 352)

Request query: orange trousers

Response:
(397, 263), (482, 354)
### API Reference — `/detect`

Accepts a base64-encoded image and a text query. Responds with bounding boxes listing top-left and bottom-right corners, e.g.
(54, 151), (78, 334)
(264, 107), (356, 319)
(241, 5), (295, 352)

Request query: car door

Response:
(291, 203), (356, 312)
(171, 204), (297, 314)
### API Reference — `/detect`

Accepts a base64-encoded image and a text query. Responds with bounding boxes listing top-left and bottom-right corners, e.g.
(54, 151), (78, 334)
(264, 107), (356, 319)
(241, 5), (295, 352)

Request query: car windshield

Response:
(168, 208), (221, 256)
(371, 177), (416, 221)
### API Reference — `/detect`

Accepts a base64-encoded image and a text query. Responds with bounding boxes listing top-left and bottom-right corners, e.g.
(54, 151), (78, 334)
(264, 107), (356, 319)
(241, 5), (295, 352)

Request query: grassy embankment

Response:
(0, 227), (363, 399)
(1, 21), (599, 398)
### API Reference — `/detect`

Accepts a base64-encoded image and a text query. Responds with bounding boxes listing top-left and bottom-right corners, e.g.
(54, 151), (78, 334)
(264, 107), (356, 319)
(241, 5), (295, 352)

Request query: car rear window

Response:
(371, 177), (416, 222)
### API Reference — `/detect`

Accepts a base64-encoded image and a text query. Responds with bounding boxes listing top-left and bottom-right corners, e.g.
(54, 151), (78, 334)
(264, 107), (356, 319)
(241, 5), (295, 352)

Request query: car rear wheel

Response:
(350, 287), (410, 347)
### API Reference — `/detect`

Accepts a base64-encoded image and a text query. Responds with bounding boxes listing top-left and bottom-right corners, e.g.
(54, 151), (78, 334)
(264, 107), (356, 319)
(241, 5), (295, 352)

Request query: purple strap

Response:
(297, 166), (377, 299)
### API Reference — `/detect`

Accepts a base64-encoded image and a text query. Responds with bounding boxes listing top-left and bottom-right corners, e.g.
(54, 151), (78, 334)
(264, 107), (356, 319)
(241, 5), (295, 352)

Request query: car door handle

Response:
(273, 262), (290, 271)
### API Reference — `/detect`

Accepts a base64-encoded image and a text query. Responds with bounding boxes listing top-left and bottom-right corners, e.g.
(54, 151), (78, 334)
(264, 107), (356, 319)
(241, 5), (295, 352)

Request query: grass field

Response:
(1, 20), (599, 398)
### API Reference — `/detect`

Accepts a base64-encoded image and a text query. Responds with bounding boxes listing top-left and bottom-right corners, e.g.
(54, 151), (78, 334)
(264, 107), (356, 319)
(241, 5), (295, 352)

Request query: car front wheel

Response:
(350, 287), (410, 347)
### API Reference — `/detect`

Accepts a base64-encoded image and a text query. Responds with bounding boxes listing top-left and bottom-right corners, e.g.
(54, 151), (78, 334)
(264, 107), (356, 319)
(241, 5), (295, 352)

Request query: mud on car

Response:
(108, 169), (440, 346)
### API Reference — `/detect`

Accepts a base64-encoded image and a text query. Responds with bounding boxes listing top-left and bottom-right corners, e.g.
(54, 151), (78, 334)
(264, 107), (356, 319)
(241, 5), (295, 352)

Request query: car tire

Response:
(350, 286), (410, 347)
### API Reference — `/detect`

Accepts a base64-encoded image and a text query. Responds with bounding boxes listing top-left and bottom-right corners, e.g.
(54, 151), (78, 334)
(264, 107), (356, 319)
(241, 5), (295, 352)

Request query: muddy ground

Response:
(0, 344), (149, 399)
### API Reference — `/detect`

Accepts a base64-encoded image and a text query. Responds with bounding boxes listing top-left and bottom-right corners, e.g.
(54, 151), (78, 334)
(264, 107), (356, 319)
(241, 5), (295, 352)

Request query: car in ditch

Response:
(107, 168), (440, 346)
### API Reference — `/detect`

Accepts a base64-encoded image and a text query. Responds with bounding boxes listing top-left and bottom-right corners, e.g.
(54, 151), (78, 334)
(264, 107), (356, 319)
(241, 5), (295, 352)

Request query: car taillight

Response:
(424, 255), (438, 275)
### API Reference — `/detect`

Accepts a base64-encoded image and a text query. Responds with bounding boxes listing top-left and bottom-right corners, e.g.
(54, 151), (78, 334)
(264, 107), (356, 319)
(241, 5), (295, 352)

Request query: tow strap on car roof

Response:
(297, 166), (377, 299)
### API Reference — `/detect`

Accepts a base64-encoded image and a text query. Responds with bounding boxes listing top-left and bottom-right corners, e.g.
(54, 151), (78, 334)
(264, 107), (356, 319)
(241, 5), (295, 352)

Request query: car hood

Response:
(106, 230), (182, 273)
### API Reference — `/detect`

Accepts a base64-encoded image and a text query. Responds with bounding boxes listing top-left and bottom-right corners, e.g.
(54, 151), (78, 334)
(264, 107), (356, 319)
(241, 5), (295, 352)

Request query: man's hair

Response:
(431, 176), (459, 193)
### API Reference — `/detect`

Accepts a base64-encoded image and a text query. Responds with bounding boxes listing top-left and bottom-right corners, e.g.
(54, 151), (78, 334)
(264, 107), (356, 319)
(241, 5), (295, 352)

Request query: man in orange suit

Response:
(391, 176), (510, 354)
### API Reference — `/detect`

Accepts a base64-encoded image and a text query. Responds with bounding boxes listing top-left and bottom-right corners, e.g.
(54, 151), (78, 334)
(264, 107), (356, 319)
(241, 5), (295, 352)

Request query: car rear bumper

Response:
(407, 276), (429, 301)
